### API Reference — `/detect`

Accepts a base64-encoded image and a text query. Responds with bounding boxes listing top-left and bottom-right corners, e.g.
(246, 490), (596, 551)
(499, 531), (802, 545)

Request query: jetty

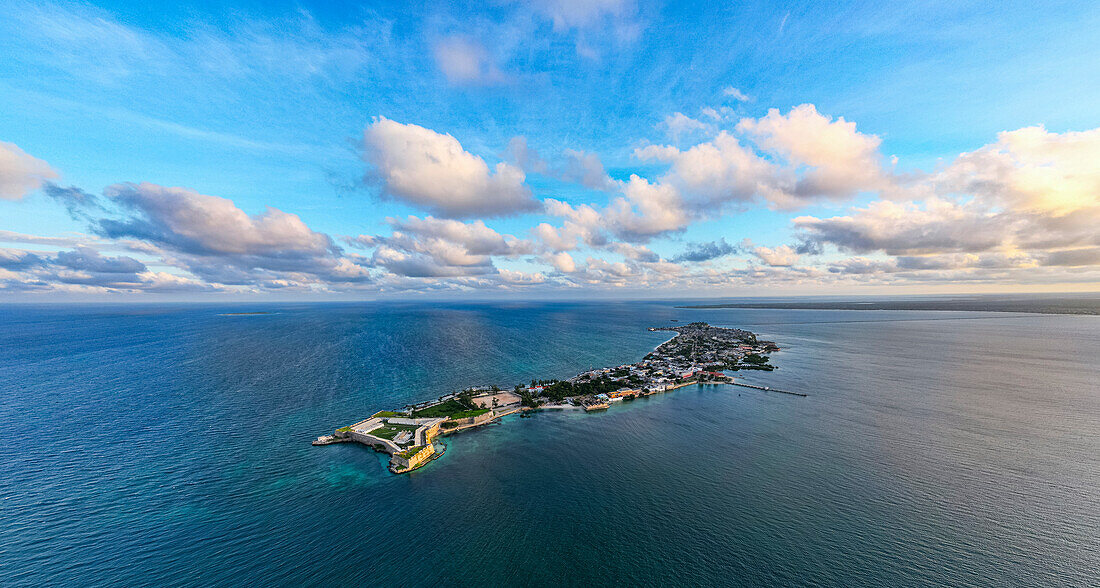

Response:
(730, 381), (807, 397)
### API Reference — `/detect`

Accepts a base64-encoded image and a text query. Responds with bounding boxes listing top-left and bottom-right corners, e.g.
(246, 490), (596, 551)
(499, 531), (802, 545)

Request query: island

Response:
(313, 322), (786, 473)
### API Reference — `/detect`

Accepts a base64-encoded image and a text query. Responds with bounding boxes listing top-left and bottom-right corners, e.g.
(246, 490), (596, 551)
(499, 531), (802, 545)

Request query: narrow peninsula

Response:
(314, 322), (786, 473)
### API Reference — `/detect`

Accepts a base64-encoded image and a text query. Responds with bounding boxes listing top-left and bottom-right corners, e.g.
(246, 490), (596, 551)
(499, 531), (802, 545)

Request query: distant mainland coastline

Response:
(678, 295), (1100, 315)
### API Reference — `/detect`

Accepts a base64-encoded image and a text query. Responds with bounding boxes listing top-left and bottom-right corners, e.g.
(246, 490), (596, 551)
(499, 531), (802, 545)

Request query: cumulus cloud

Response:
(736, 104), (892, 202)
(363, 117), (537, 218)
(535, 199), (607, 250)
(796, 124), (1100, 281)
(604, 175), (691, 241)
(936, 125), (1100, 215)
(433, 37), (508, 86)
(546, 251), (577, 273)
(353, 215), (532, 278)
(634, 132), (781, 208)
(54, 246), (146, 275)
(94, 182), (370, 288)
(101, 182), (335, 257)
(799, 125), (1100, 257)
(498, 268), (546, 285)
(794, 198), (1010, 256)
(0, 141), (57, 200)
(670, 238), (739, 263)
(529, 104), (900, 251)
(0, 249), (47, 270)
(0, 245), (219, 293)
(752, 244), (800, 267)
(7, 102), (1098, 296)
(607, 241), (660, 262)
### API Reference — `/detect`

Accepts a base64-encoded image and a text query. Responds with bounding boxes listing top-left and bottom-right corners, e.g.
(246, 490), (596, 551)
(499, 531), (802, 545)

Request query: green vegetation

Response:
(372, 410), (400, 418)
(335, 426), (351, 433)
(412, 398), (489, 419)
(412, 399), (468, 418)
(369, 424), (418, 440)
(518, 390), (541, 408)
(399, 445), (425, 459)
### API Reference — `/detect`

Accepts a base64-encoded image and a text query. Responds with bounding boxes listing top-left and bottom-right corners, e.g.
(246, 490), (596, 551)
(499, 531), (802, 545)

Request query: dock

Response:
(730, 381), (807, 397)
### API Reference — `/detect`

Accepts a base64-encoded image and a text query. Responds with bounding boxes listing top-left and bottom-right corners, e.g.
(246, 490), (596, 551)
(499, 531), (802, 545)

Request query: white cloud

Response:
(936, 125), (1100, 215)
(546, 251), (577, 273)
(635, 131), (781, 207)
(0, 141), (57, 200)
(363, 117), (537, 218)
(561, 149), (616, 190)
(604, 175), (691, 240)
(535, 199), (607, 250)
(796, 124), (1100, 279)
(388, 215), (533, 257)
(701, 106), (735, 121)
(102, 182), (334, 256)
(660, 112), (711, 140)
(736, 104), (891, 201)
(355, 215), (532, 278)
(95, 182), (374, 287)
(794, 198), (1010, 256)
(432, 37), (508, 86)
(723, 86), (751, 102)
(498, 268), (546, 285)
(535, 0), (634, 30)
(527, 0), (641, 59)
(752, 244), (800, 267)
(504, 136), (548, 174)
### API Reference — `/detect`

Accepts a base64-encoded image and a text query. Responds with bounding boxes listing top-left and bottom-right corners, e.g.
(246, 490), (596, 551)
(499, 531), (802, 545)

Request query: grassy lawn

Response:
(369, 424), (418, 440)
(371, 410), (401, 418)
(412, 399), (490, 419)
(399, 445), (424, 459)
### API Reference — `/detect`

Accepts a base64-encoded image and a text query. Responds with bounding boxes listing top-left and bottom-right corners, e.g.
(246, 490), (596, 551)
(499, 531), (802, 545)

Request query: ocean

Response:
(1, 301), (1097, 586)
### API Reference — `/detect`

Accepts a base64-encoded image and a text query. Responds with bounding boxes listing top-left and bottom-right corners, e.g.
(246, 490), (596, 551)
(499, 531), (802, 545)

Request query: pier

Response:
(730, 381), (807, 397)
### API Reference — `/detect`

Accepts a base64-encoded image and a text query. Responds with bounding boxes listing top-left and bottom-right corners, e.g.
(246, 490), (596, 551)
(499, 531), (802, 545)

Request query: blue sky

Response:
(1, 0), (1098, 299)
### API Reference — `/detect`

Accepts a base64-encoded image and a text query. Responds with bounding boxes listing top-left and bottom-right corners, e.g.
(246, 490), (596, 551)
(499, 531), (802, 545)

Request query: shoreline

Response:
(315, 322), (795, 474)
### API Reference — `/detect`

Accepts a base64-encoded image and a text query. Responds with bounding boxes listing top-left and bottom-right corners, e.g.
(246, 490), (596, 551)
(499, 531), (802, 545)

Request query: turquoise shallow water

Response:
(1, 302), (1098, 586)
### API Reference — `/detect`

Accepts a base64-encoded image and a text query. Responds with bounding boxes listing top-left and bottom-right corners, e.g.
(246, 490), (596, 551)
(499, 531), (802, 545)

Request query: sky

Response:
(1, 0), (1098, 300)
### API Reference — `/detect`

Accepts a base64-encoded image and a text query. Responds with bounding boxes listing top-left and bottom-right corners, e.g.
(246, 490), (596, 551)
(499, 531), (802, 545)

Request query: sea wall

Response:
(349, 431), (399, 454)
(447, 411), (495, 427)
(391, 444), (435, 471)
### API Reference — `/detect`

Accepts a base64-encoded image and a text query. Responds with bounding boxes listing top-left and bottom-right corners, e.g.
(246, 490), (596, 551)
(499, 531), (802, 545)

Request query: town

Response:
(314, 322), (781, 473)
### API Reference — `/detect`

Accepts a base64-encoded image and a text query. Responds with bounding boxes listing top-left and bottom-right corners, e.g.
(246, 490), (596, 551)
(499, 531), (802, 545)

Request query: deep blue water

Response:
(1, 302), (1097, 586)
